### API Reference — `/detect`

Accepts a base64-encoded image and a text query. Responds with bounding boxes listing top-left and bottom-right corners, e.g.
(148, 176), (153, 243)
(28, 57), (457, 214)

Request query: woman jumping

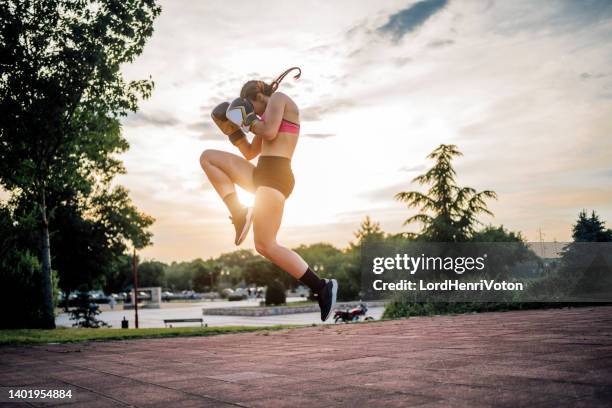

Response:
(200, 67), (338, 321)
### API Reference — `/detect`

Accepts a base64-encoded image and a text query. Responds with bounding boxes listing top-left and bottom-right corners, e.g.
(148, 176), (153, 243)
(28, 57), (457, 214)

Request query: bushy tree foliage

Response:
(265, 280), (286, 306)
(69, 292), (110, 328)
(0, 0), (160, 327)
(571, 210), (612, 242)
(557, 210), (612, 298)
(395, 144), (497, 242)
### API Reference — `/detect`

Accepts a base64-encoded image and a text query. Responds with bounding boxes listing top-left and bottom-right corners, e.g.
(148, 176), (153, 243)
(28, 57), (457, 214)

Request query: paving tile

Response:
(179, 380), (263, 402)
(141, 395), (235, 408)
(205, 371), (279, 382)
(535, 395), (612, 408)
(415, 399), (495, 408)
(242, 394), (338, 408)
(94, 383), (190, 406)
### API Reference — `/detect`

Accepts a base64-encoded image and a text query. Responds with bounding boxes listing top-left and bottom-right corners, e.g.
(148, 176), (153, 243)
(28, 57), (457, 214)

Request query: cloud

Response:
(394, 57), (413, 67)
(123, 110), (180, 128)
(200, 103), (220, 115)
(400, 164), (427, 172)
(302, 133), (336, 139)
(377, 0), (449, 42)
(361, 181), (417, 202)
(187, 121), (225, 141)
(580, 72), (609, 80)
(346, 20), (371, 39)
(301, 99), (356, 121)
(485, 0), (612, 37)
(187, 121), (214, 132)
(427, 38), (455, 48)
(558, 0), (612, 24)
(307, 44), (332, 53)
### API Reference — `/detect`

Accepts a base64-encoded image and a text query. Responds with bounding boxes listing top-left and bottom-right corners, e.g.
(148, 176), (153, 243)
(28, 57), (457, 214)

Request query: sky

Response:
(114, 0), (612, 262)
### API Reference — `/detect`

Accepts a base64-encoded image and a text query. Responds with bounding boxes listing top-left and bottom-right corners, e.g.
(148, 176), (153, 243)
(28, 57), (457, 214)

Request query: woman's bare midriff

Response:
(261, 132), (299, 159)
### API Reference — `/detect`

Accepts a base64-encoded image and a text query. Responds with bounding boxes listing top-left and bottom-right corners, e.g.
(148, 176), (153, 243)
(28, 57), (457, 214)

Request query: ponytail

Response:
(240, 67), (301, 100)
(270, 67), (302, 93)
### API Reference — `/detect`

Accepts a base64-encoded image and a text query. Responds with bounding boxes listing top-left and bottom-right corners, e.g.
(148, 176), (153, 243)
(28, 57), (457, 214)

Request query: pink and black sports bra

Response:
(261, 114), (300, 135)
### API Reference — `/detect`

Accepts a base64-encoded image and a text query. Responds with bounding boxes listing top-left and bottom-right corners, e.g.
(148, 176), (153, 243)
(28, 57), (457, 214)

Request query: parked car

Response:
(133, 291), (150, 300)
(201, 292), (221, 300)
(228, 294), (245, 301)
(110, 293), (126, 302)
(89, 290), (109, 303)
(122, 291), (151, 302)
(227, 288), (247, 301)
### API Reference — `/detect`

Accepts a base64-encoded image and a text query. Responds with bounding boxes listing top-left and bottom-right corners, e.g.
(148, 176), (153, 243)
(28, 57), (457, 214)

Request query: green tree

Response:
(69, 291), (110, 328)
(395, 144), (497, 242)
(49, 200), (110, 311)
(295, 243), (345, 282)
(0, 204), (60, 328)
(191, 265), (210, 293)
(191, 259), (219, 292)
(571, 210), (612, 242)
(166, 261), (195, 291)
(7, 182), (153, 312)
(265, 279), (286, 306)
(90, 185), (154, 252)
(104, 254), (133, 294)
(242, 256), (283, 288)
(349, 216), (385, 248)
(333, 217), (388, 301)
(470, 225), (524, 242)
(557, 210), (612, 299)
(0, 0), (161, 327)
(137, 260), (166, 288)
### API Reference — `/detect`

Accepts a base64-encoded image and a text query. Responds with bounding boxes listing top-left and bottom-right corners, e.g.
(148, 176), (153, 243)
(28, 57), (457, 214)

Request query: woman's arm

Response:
(251, 93), (286, 141)
(235, 133), (263, 160)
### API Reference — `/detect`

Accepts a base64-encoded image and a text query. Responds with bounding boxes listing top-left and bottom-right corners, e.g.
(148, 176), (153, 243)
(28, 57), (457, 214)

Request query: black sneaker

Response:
(230, 207), (253, 245)
(317, 279), (338, 322)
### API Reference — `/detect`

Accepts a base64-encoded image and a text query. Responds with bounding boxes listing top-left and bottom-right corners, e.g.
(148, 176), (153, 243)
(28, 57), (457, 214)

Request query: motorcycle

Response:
(333, 303), (374, 323)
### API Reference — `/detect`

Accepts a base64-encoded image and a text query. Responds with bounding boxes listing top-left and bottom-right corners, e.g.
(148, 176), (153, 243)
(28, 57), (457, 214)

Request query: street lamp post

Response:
(221, 269), (230, 284)
(132, 247), (139, 329)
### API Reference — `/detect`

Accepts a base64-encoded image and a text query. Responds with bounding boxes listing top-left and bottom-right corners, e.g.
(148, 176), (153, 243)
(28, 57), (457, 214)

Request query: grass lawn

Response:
(0, 324), (303, 346)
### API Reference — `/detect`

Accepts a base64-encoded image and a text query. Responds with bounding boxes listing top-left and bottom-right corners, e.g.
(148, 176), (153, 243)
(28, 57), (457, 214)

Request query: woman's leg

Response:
(252, 186), (307, 278)
(199, 149), (256, 244)
(252, 186), (338, 321)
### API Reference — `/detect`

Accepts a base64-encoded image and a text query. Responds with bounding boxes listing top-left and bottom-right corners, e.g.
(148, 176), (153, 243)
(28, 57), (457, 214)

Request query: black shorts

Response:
(253, 156), (295, 198)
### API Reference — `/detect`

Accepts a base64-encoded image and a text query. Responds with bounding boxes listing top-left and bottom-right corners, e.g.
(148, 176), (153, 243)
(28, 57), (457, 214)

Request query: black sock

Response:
(299, 267), (326, 293)
(222, 192), (244, 218)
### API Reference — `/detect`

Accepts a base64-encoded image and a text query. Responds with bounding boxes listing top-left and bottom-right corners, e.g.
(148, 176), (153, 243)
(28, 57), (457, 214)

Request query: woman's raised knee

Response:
(254, 239), (277, 258)
(199, 149), (218, 168)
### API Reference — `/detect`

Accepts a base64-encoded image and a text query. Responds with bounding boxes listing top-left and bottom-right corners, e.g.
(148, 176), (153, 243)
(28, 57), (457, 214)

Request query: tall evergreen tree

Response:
(572, 210), (612, 242)
(559, 210), (612, 299)
(351, 216), (385, 248)
(395, 144), (497, 242)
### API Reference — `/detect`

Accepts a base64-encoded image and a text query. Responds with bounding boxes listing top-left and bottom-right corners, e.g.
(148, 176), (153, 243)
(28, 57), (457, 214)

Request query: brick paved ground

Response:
(1, 307), (611, 407)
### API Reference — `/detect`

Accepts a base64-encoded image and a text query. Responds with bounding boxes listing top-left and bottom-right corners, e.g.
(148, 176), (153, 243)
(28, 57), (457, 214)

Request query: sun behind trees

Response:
(395, 144), (497, 242)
